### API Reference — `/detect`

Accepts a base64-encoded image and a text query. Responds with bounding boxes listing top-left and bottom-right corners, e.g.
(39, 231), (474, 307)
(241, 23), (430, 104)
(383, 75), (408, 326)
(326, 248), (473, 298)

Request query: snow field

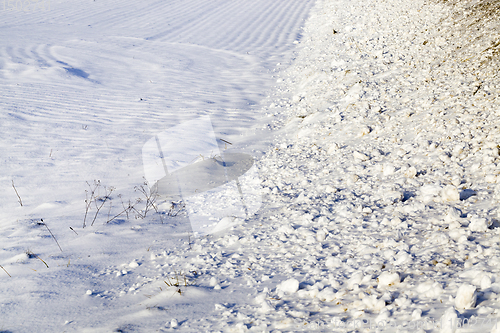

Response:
(226, 0), (500, 331)
(1, 0), (500, 332)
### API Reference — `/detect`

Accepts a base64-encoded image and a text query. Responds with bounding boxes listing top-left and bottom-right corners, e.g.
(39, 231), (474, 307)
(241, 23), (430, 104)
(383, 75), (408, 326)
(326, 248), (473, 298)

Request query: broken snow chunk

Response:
(258, 300), (274, 313)
(348, 272), (364, 289)
(404, 166), (417, 178)
(209, 277), (218, 287)
(316, 229), (327, 242)
(455, 284), (477, 309)
(302, 213), (314, 223)
(440, 154), (451, 163)
(391, 217), (402, 226)
(485, 174), (497, 183)
(349, 174), (360, 183)
(128, 261), (139, 269)
(430, 232), (450, 245)
(357, 125), (371, 137)
(451, 177), (461, 187)
(325, 257), (342, 269)
(375, 308), (391, 324)
(412, 308), (422, 321)
(170, 319), (179, 328)
(394, 251), (411, 265)
(383, 163), (396, 176)
(317, 287), (336, 302)
(362, 294), (386, 311)
(345, 83), (363, 103)
(324, 185), (337, 193)
(278, 278), (300, 294)
(483, 141), (498, 149)
(292, 95), (303, 103)
(353, 151), (370, 161)
(417, 281), (444, 298)
(419, 184), (442, 203)
(469, 216), (491, 232)
(444, 207), (462, 223)
(479, 275), (492, 290)
(377, 272), (400, 288)
(441, 185), (459, 202)
(289, 310), (309, 318)
(362, 207), (372, 214)
(440, 307), (459, 333)
(383, 191), (403, 204)
(452, 144), (464, 157)
(328, 143), (340, 154)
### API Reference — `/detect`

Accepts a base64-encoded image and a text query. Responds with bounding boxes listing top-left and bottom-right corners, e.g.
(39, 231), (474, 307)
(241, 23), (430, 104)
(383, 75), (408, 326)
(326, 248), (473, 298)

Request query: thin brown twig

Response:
(12, 180), (23, 207)
(0, 264), (11, 277)
(27, 251), (49, 268)
(105, 201), (136, 224)
(91, 185), (114, 226)
(83, 180), (100, 228)
(40, 219), (62, 252)
(219, 138), (232, 145)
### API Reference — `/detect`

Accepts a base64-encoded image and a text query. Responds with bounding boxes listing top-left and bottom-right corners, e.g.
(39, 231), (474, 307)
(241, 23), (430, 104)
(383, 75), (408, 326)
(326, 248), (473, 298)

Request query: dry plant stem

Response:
(91, 186), (114, 226)
(105, 202), (136, 224)
(135, 184), (155, 218)
(41, 219), (62, 252)
(83, 181), (100, 228)
(219, 138), (232, 145)
(168, 202), (185, 217)
(28, 251), (49, 268)
(164, 271), (196, 288)
(134, 182), (163, 221)
(0, 264), (11, 277)
(120, 196), (131, 220)
(11, 180), (23, 207)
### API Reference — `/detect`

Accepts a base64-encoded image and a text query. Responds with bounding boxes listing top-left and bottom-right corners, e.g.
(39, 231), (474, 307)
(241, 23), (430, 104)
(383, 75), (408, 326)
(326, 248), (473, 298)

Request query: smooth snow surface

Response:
(2, 0), (500, 332)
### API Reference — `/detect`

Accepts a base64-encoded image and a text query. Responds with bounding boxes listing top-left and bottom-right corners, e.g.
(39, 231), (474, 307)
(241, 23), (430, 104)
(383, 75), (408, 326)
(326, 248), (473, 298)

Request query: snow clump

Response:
(455, 284), (477, 309)
(377, 272), (400, 288)
(277, 278), (300, 294)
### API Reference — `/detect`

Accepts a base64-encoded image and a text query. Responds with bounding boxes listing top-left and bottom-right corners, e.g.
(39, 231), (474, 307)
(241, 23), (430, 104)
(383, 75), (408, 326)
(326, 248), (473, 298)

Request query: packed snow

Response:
(1, 0), (500, 332)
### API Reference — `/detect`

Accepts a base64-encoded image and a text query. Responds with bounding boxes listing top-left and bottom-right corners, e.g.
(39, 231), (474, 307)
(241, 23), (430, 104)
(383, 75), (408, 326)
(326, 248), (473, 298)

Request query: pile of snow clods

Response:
(248, 0), (500, 331)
